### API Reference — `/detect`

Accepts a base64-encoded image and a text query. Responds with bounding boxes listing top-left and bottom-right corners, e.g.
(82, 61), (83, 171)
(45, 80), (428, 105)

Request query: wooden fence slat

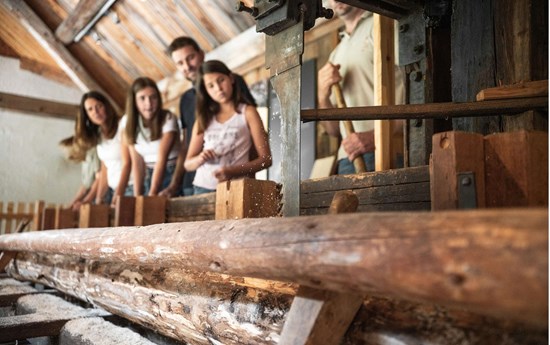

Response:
(33, 201), (45, 231)
(5, 202), (14, 234)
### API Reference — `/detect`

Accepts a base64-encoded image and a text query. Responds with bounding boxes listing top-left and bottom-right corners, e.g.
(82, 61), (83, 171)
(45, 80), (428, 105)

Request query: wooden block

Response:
(41, 207), (56, 231)
(55, 206), (77, 229)
(484, 130), (548, 207)
(431, 131), (486, 210)
(215, 178), (280, 220)
(78, 204), (110, 228)
(476, 80), (548, 101)
(134, 196), (166, 226)
(279, 191), (363, 345)
(114, 196), (136, 226)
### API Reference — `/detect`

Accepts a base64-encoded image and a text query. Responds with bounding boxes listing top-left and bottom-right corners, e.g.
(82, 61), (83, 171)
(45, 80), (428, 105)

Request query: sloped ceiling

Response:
(0, 0), (256, 109)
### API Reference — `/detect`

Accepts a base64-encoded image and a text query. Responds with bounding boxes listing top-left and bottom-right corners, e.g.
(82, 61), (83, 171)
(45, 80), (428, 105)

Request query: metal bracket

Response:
(457, 172), (477, 209)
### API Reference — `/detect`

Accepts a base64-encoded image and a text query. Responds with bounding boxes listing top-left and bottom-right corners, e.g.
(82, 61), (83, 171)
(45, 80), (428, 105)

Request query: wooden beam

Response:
(0, 0), (121, 114)
(280, 191), (363, 344)
(55, 0), (115, 45)
(301, 96), (548, 121)
(0, 208), (546, 326)
(0, 294), (111, 342)
(373, 14), (396, 171)
(0, 92), (77, 120)
(476, 80), (548, 101)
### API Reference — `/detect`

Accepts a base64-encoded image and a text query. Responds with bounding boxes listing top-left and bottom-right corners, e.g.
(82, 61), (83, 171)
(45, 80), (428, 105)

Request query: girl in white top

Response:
(184, 60), (272, 194)
(75, 91), (132, 206)
(125, 77), (181, 196)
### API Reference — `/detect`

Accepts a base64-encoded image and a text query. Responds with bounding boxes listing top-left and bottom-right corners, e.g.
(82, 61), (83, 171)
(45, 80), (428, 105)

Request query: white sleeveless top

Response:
(134, 111), (179, 168)
(97, 115), (130, 189)
(193, 104), (251, 190)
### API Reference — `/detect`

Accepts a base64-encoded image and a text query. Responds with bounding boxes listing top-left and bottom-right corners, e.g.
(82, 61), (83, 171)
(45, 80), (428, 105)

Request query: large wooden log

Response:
(7, 254), (546, 345)
(8, 252), (293, 345)
(0, 208), (546, 327)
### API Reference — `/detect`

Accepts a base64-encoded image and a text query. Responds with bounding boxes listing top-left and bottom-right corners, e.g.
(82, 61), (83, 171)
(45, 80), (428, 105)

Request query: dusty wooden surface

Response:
(7, 253), (293, 345)
(0, 208), (546, 327)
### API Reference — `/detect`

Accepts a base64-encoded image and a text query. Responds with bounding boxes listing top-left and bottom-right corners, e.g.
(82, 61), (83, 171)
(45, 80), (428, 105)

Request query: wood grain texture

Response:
(0, 208), (546, 326)
(54, 0), (113, 44)
(134, 196), (166, 226)
(476, 80), (548, 101)
(215, 178), (280, 220)
(484, 130), (548, 207)
(78, 204), (109, 228)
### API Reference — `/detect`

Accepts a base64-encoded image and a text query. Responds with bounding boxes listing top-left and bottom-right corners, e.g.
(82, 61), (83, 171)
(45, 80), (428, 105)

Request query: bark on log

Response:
(0, 209), (546, 327)
(8, 252), (293, 345)
(6, 254), (546, 345)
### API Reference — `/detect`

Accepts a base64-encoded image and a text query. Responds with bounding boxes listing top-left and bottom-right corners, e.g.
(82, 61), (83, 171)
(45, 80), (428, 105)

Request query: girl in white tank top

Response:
(184, 60), (272, 194)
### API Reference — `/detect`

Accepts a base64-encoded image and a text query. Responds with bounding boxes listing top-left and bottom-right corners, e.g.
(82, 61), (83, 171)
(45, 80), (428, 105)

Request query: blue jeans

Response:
(103, 185), (134, 204)
(193, 186), (215, 195)
(337, 152), (375, 175)
(144, 163), (176, 195)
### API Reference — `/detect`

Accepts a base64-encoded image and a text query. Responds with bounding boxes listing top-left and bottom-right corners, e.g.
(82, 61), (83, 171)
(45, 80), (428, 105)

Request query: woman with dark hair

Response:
(125, 77), (180, 196)
(184, 60), (271, 195)
(75, 91), (132, 205)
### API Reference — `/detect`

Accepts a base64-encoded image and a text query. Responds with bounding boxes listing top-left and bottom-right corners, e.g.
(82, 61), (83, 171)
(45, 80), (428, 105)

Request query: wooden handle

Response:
(331, 84), (368, 173)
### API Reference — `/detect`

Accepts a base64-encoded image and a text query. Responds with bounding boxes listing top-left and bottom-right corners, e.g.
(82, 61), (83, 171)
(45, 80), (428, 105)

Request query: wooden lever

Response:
(331, 84), (367, 173)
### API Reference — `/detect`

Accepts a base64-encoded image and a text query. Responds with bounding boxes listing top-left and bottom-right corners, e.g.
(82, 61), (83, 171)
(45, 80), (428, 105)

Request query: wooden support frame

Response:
(0, 92), (78, 120)
(79, 204), (110, 228)
(134, 196), (166, 226)
(0, 0), (121, 113)
(55, 0), (115, 44)
(0, 209), (546, 326)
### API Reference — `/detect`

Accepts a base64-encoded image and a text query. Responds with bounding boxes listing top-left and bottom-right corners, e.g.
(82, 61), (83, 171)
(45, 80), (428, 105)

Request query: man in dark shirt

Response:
(160, 36), (255, 196)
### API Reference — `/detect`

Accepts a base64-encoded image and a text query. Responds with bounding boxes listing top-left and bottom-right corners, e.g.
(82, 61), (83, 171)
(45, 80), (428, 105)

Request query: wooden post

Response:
(373, 14), (396, 171)
(279, 191), (364, 344)
(114, 196), (136, 227)
(54, 206), (77, 229)
(215, 178), (280, 220)
(484, 130), (548, 207)
(5, 202), (14, 234)
(32, 201), (45, 231)
(78, 204), (110, 228)
(134, 196), (166, 226)
(430, 131), (486, 210)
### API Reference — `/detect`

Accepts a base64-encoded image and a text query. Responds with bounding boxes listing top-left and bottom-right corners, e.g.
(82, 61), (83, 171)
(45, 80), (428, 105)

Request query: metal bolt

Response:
(413, 44), (424, 54)
(461, 177), (472, 186)
(399, 23), (409, 33)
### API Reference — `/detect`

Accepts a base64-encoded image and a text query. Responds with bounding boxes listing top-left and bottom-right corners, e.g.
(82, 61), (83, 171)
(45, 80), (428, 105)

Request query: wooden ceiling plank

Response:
(19, 57), (74, 86)
(180, 0), (229, 44)
(0, 92), (78, 121)
(0, 0), (121, 113)
(211, 0), (256, 31)
(55, 0), (115, 44)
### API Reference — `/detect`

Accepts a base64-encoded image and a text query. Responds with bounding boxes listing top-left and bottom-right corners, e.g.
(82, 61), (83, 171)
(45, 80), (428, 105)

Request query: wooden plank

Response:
(55, 0), (115, 44)
(430, 131), (486, 210)
(476, 80), (548, 101)
(32, 200), (45, 231)
(134, 196), (166, 226)
(0, 298), (111, 342)
(41, 207), (56, 231)
(0, 208), (546, 327)
(373, 14), (395, 171)
(55, 206), (77, 229)
(0, 91), (77, 120)
(19, 56), (73, 85)
(166, 193), (216, 223)
(5, 202), (14, 234)
(114, 196), (135, 226)
(280, 191), (363, 344)
(215, 178), (280, 220)
(0, 0), (121, 113)
(484, 130), (548, 207)
(78, 204), (109, 228)
(301, 96), (548, 121)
